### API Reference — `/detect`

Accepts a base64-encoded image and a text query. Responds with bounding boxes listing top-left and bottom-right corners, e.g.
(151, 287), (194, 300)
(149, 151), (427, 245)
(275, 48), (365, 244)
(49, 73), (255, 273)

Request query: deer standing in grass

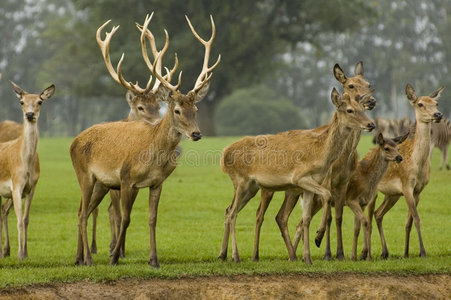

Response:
(219, 88), (375, 264)
(346, 132), (407, 261)
(89, 13), (178, 256)
(372, 84), (443, 259)
(70, 14), (220, 266)
(0, 81), (55, 259)
(252, 62), (376, 262)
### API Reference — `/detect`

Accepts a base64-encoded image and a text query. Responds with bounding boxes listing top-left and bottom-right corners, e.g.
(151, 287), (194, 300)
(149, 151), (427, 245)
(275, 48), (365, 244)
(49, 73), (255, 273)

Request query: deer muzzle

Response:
(26, 112), (35, 121)
(395, 155), (403, 163)
(191, 131), (202, 141)
(433, 112), (443, 123)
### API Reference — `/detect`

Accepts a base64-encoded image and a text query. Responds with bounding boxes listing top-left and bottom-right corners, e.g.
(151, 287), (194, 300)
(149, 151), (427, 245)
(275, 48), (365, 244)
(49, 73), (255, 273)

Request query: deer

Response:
(0, 81), (55, 259)
(430, 117), (451, 170)
(251, 62), (376, 262)
(70, 14), (220, 267)
(346, 132), (407, 261)
(89, 13), (179, 257)
(219, 88), (375, 265)
(371, 84), (443, 259)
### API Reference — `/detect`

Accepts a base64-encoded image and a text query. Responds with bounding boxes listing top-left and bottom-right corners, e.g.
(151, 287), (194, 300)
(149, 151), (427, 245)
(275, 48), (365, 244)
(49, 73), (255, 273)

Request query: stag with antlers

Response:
(70, 13), (220, 267)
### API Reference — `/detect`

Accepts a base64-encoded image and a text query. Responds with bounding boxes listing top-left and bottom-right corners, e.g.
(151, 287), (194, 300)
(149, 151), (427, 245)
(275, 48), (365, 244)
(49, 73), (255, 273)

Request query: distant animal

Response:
(430, 117), (451, 170)
(372, 117), (412, 143)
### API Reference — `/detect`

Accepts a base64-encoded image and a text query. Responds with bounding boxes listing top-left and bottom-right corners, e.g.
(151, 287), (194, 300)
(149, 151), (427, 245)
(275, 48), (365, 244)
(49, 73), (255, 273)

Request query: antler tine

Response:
(137, 13), (172, 93)
(152, 51), (182, 92)
(186, 15), (221, 93)
(164, 53), (179, 83)
(96, 19), (152, 94)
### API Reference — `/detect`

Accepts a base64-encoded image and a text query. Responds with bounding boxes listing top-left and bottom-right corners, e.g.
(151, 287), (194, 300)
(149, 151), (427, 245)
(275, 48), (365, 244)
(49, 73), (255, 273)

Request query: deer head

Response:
(333, 61), (376, 110)
(9, 81), (55, 122)
(151, 15), (221, 141)
(376, 132), (407, 163)
(331, 88), (375, 132)
(406, 84), (443, 123)
(125, 90), (161, 122)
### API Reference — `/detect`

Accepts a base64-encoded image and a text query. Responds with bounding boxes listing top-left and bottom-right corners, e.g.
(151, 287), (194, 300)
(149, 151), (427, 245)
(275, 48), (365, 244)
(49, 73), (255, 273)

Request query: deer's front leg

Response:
(22, 186), (37, 258)
(148, 185), (162, 268)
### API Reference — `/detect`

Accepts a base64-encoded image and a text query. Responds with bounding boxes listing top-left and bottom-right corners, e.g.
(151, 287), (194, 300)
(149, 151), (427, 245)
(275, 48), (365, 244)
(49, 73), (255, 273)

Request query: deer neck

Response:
(366, 149), (390, 184)
(21, 120), (39, 164)
(152, 112), (182, 152)
(412, 120), (432, 165)
(322, 112), (353, 167)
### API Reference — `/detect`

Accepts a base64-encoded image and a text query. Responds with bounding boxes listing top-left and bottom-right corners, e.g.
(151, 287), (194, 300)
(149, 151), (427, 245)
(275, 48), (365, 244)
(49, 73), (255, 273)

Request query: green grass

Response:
(0, 134), (450, 287)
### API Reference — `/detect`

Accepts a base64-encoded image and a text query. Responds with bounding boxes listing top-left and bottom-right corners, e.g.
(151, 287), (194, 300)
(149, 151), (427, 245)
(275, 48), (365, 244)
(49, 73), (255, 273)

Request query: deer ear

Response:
(40, 84), (55, 100)
(125, 90), (136, 105)
(193, 81), (210, 103)
(377, 133), (384, 145)
(331, 88), (341, 107)
(429, 86), (445, 100)
(9, 81), (25, 99)
(354, 61), (364, 76)
(393, 132), (409, 144)
(333, 64), (347, 84)
(156, 85), (171, 103)
(406, 83), (417, 103)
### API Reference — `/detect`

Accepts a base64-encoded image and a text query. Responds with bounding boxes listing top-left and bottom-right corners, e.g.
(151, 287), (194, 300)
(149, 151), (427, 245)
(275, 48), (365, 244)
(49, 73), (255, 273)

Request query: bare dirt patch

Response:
(0, 273), (450, 300)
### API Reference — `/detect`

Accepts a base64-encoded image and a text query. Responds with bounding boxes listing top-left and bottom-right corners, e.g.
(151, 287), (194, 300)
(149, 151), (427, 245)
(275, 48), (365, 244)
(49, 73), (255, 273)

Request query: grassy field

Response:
(0, 134), (450, 288)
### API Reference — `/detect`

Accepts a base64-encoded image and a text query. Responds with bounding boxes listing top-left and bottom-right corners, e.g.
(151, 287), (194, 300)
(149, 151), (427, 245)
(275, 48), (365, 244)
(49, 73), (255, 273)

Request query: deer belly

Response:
(91, 166), (121, 187)
(0, 179), (13, 198)
(251, 173), (294, 190)
(378, 177), (403, 195)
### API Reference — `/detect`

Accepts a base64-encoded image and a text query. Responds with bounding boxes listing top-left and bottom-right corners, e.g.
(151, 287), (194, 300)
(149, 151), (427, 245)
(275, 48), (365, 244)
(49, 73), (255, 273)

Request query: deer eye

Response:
(346, 109), (353, 113)
(37, 100), (43, 105)
(418, 103), (423, 107)
(348, 84), (354, 89)
(174, 109), (181, 115)
(384, 147), (389, 152)
(137, 106), (144, 111)
(20, 101), (24, 105)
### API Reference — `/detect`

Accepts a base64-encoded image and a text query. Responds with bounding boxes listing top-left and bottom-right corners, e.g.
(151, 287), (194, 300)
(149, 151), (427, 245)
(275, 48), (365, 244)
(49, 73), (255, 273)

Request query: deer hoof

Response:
(381, 252), (389, 259)
(304, 256), (313, 265)
(149, 259), (160, 268)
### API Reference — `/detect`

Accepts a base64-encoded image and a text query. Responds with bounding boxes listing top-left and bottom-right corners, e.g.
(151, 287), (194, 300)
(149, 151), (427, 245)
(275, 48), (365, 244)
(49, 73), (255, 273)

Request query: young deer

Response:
(252, 62), (376, 262)
(89, 13), (177, 256)
(372, 84), (443, 259)
(70, 14), (220, 267)
(219, 88), (375, 265)
(346, 132), (407, 261)
(0, 81), (55, 259)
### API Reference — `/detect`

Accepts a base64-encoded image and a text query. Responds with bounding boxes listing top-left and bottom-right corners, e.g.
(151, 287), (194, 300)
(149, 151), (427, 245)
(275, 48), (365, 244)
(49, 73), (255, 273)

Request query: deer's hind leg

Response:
(1, 198), (12, 257)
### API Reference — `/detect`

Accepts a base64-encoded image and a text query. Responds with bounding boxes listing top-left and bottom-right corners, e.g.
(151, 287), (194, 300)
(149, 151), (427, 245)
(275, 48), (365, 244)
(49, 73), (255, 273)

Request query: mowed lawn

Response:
(0, 134), (450, 287)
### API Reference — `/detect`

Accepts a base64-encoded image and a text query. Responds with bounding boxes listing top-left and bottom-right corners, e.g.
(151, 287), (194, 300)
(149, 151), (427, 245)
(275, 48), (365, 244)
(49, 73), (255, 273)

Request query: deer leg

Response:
(351, 214), (360, 261)
(230, 181), (259, 263)
(22, 186), (36, 258)
(2, 198), (12, 257)
(148, 185), (162, 268)
(366, 196), (377, 260)
(110, 185), (138, 265)
(292, 197), (321, 253)
(218, 194), (234, 261)
(109, 190), (123, 257)
(75, 198), (84, 265)
(253, 189), (274, 262)
(347, 200), (370, 261)
(323, 203), (333, 261)
(0, 197), (3, 258)
(11, 188), (25, 259)
(275, 190), (300, 261)
(76, 177), (96, 266)
(90, 207), (99, 254)
(374, 194), (400, 259)
(332, 187), (347, 260)
(403, 191), (426, 258)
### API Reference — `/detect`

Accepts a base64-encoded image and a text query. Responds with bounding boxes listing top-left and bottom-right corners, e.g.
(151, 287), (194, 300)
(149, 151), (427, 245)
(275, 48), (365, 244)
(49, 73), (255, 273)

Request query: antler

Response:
(185, 15), (221, 93)
(96, 20), (153, 94)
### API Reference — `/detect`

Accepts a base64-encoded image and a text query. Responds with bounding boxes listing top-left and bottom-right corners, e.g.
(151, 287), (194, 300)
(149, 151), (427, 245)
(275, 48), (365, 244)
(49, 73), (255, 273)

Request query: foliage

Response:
(215, 85), (306, 135)
(0, 136), (450, 287)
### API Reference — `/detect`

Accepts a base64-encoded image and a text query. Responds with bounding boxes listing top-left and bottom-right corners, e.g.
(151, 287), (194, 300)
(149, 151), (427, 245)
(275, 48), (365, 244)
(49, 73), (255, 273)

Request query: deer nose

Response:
(434, 112), (443, 122)
(191, 131), (202, 141)
(25, 112), (35, 121)
(395, 155), (403, 163)
(368, 97), (377, 109)
(367, 123), (376, 132)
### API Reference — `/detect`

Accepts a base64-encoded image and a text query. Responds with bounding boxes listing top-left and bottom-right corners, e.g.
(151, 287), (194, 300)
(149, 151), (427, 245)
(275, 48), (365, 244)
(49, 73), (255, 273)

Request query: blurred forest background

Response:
(0, 0), (449, 136)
